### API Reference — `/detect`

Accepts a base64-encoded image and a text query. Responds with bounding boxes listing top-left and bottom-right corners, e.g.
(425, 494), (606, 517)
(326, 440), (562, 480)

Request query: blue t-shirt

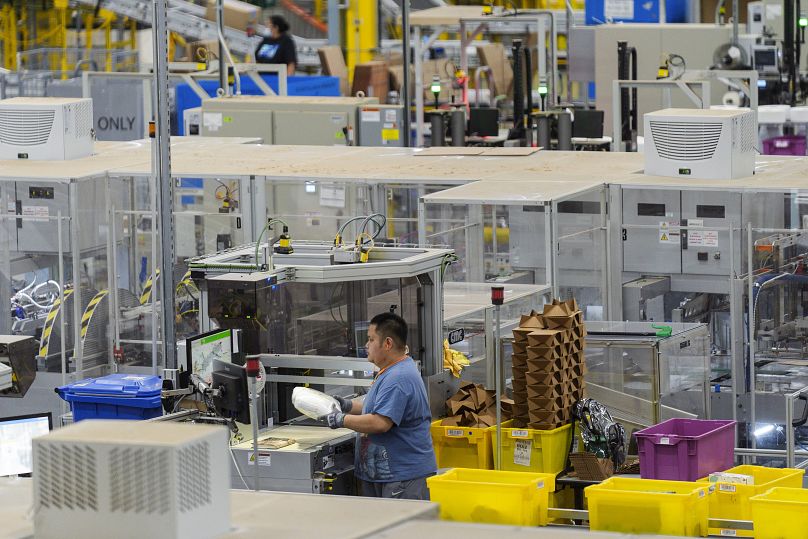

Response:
(355, 357), (437, 482)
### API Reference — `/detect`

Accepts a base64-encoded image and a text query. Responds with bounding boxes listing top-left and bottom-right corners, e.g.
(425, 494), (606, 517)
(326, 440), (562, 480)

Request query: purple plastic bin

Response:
(634, 418), (735, 481)
(762, 136), (807, 156)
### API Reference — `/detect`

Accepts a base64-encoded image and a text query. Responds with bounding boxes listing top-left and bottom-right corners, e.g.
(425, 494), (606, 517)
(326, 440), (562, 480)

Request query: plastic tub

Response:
(762, 135), (807, 156)
(427, 468), (555, 526)
(431, 420), (494, 469)
(789, 106), (808, 123)
(585, 477), (713, 537)
(699, 465), (805, 537)
(750, 487), (808, 539)
(634, 418), (735, 481)
(56, 374), (163, 422)
(490, 421), (572, 474)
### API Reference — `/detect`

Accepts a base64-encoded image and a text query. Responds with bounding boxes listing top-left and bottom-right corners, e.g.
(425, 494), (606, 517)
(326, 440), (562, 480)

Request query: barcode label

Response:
(719, 484), (736, 493)
(720, 529), (737, 536)
(660, 437), (671, 445)
(511, 430), (529, 438)
(447, 429), (464, 437)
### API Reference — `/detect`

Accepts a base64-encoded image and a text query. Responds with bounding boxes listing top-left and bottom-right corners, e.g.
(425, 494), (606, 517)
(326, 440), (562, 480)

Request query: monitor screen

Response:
(188, 329), (233, 385)
(754, 49), (777, 68)
(0, 413), (52, 476)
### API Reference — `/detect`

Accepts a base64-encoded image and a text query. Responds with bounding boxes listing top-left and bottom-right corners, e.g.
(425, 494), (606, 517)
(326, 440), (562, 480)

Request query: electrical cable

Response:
(229, 446), (250, 489)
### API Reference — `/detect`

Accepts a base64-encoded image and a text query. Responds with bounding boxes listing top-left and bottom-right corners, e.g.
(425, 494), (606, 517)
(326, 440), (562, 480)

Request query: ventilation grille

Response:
(738, 113), (756, 153)
(0, 109), (55, 146)
(109, 447), (171, 514)
(74, 100), (92, 138)
(35, 443), (98, 512)
(178, 441), (211, 512)
(650, 120), (723, 161)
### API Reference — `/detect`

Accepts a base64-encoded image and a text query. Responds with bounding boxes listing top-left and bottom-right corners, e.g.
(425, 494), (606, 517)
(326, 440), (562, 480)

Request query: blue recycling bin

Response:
(57, 374), (163, 422)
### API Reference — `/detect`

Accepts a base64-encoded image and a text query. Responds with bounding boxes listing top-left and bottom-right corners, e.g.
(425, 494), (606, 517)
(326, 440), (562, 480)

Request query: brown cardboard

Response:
(511, 353), (528, 368)
(526, 357), (564, 375)
(528, 408), (566, 427)
(501, 397), (515, 418)
(527, 329), (565, 347)
(421, 58), (453, 102)
(527, 394), (565, 411)
(477, 411), (497, 428)
(205, 0), (258, 32)
(440, 415), (463, 427)
(476, 43), (513, 97)
(512, 418), (528, 428)
(542, 299), (583, 329)
(518, 311), (545, 329)
(525, 384), (563, 400)
(352, 61), (389, 102)
(512, 365), (528, 381)
(318, 46), (350, 96)
(569, 452), (614, 481)
(526, 370), (564, 388)
(527, 345), (563, 360)
(512, 378), (526, 395)
(512, 403), (529, 419)
(512, 390), (528, 408)
(513, 327), (536, 343)
(512, 341), (528, 356)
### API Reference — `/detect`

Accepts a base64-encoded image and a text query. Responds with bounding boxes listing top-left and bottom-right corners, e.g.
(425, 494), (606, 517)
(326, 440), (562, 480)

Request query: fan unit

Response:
(0, 97), (94, 160)
(33, 420), (230, 539)
(644, 108), (756, 180)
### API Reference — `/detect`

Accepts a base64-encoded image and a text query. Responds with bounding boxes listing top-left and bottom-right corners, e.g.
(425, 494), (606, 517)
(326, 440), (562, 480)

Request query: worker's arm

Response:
(343, 413), (393, 434)
(287, 62), (296, 76)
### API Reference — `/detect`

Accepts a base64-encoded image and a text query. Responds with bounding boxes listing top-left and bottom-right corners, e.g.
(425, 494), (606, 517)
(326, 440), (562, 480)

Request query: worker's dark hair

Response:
(269, 15), (290, 34)
(370, 312), (408, 350)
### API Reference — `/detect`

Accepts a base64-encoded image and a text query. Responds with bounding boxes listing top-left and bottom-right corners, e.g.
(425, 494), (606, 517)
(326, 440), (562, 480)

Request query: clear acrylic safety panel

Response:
(658, 327), (710, 420)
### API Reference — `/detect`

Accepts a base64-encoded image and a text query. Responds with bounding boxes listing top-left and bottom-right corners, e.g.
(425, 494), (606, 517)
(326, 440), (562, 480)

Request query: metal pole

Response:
(217, 0), (227, 94)
(494, 302), (502, 470)
(251, 375), (260, 491)
(401, 0), (411, 147)
(414, 26), (424, 147)
(328, 0), (340, 45)
(153, 0), (177, 371)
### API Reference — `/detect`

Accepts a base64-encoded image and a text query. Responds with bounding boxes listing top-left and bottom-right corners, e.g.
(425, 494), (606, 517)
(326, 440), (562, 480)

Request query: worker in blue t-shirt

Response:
(322, 312), (437, 499)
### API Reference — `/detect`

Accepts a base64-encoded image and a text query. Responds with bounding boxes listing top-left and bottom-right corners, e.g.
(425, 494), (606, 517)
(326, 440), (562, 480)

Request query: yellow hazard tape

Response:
(140, 269), (161, 305)
(39, 288), (73, 358)
(80, 290), (109, 342)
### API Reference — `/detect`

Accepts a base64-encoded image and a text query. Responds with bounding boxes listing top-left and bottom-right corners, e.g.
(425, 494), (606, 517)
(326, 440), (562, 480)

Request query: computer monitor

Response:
(185, 329), (233, 387)
(211, 360), (251, 425)
(0, 412), (52, 476)
(753, 46), (779, 74)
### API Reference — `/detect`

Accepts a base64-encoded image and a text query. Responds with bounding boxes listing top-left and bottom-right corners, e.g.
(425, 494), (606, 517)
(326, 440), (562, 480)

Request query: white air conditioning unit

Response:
(33, 420), (230, 539)
(0, 97), (94, 160)
(644, 108), (757, 179)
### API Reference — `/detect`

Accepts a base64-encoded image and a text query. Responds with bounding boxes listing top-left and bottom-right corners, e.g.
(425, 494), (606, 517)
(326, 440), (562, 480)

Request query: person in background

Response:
(323, 312), (436, 500)
(255, 14), (297, 76)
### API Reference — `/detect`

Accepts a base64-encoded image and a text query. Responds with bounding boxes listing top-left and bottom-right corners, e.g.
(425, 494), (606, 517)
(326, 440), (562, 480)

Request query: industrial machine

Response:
(643, 108), (757, 180)
(200, 95), (404, 147)
(0, 98), (94, 160)
(0, 335), (36, 397)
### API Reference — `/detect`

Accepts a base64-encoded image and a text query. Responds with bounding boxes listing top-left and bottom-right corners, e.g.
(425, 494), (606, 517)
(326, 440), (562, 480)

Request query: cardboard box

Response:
(528, 409), (566, 428)
(519, 311), (545, 329)
(318, 46), (350, 96)
(527, 394), (565, 411)
(352, 61), (389, 102)
(527, 345), (564, 360)
(421, 58), (453, 102)
(205, 0), (258, 32)
(512, 353), (528, 369)
(527, 386), (563, 401)
(526, 370), (564, 388)
(542, 299), (583, 329)
(476, 42), (513, 98)
(513, 327), (537, 343)
(526, 357), (564, 375)
(512, 365), (528, 381)
(512, 402), (529, 418)
(512, 341), (528, 356)
(512, 378), (527, 395)
(570, 452), (614, 481)
(527, 329), (567, 347)
(441, 415), (463, 427)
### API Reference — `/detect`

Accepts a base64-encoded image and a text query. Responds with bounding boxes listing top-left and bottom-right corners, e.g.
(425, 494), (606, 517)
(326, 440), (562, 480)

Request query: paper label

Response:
(330, 115), (344, 123)
(659, 221), (680, 244)
(319, 184), (346, 208)
(249, 451), (271, 466)
(22, 205), (49, 222)
(604, 0), (634, 19)
(720, 529), (737, 536)
(322, 454), (334, 469)
(660, 436), (671, 445)
(719, 483), (737, 493)
(688, 219), (704, 228)
(361, 109), (381, 123)
(688, 230), (719, 247)
(511, 429), (530, 438)
(202, 112), (223, 132)
(385, 109), (398, 122)
(513, 439), (532, 466)
(699, 489), (705, 498)
(447, 429), (464, 437)
(382, 128), (400, 142)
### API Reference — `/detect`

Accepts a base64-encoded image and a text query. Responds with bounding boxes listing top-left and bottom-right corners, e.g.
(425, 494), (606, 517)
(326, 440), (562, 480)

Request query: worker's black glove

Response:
(334, 395), (353, 413)
(322, 411), (345, 429)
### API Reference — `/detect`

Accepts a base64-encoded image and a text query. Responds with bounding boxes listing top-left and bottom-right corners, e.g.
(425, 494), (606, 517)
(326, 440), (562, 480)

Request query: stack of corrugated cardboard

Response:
(511, 299), (586, 429)
(441, 381), (513, 428)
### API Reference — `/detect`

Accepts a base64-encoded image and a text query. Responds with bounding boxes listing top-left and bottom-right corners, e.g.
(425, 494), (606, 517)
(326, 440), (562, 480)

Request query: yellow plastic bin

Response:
(699, 465), (805, 537)
(750, 487), (808, 539)
(431, 420), (494, 469)
(585, 477), (714, 537)
(427, 468), (555, 526)
(490, 420), (573, 474)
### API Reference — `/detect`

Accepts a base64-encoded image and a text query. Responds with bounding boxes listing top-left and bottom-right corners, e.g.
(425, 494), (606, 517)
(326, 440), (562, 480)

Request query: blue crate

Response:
(57, 374), (163, 422)
(585, 0), (688, 24)
(175, 75), (340, 134)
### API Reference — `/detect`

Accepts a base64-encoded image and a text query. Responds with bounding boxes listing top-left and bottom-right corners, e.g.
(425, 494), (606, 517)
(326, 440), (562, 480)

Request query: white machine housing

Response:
(33, 420), (230, 539)
(0, 97), (94, 160)
(643, 108), (756, 180)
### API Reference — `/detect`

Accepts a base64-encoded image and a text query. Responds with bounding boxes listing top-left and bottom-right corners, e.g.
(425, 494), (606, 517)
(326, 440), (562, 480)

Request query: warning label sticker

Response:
(688, 230), (719, 247)
(659, 221), (680, 244)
